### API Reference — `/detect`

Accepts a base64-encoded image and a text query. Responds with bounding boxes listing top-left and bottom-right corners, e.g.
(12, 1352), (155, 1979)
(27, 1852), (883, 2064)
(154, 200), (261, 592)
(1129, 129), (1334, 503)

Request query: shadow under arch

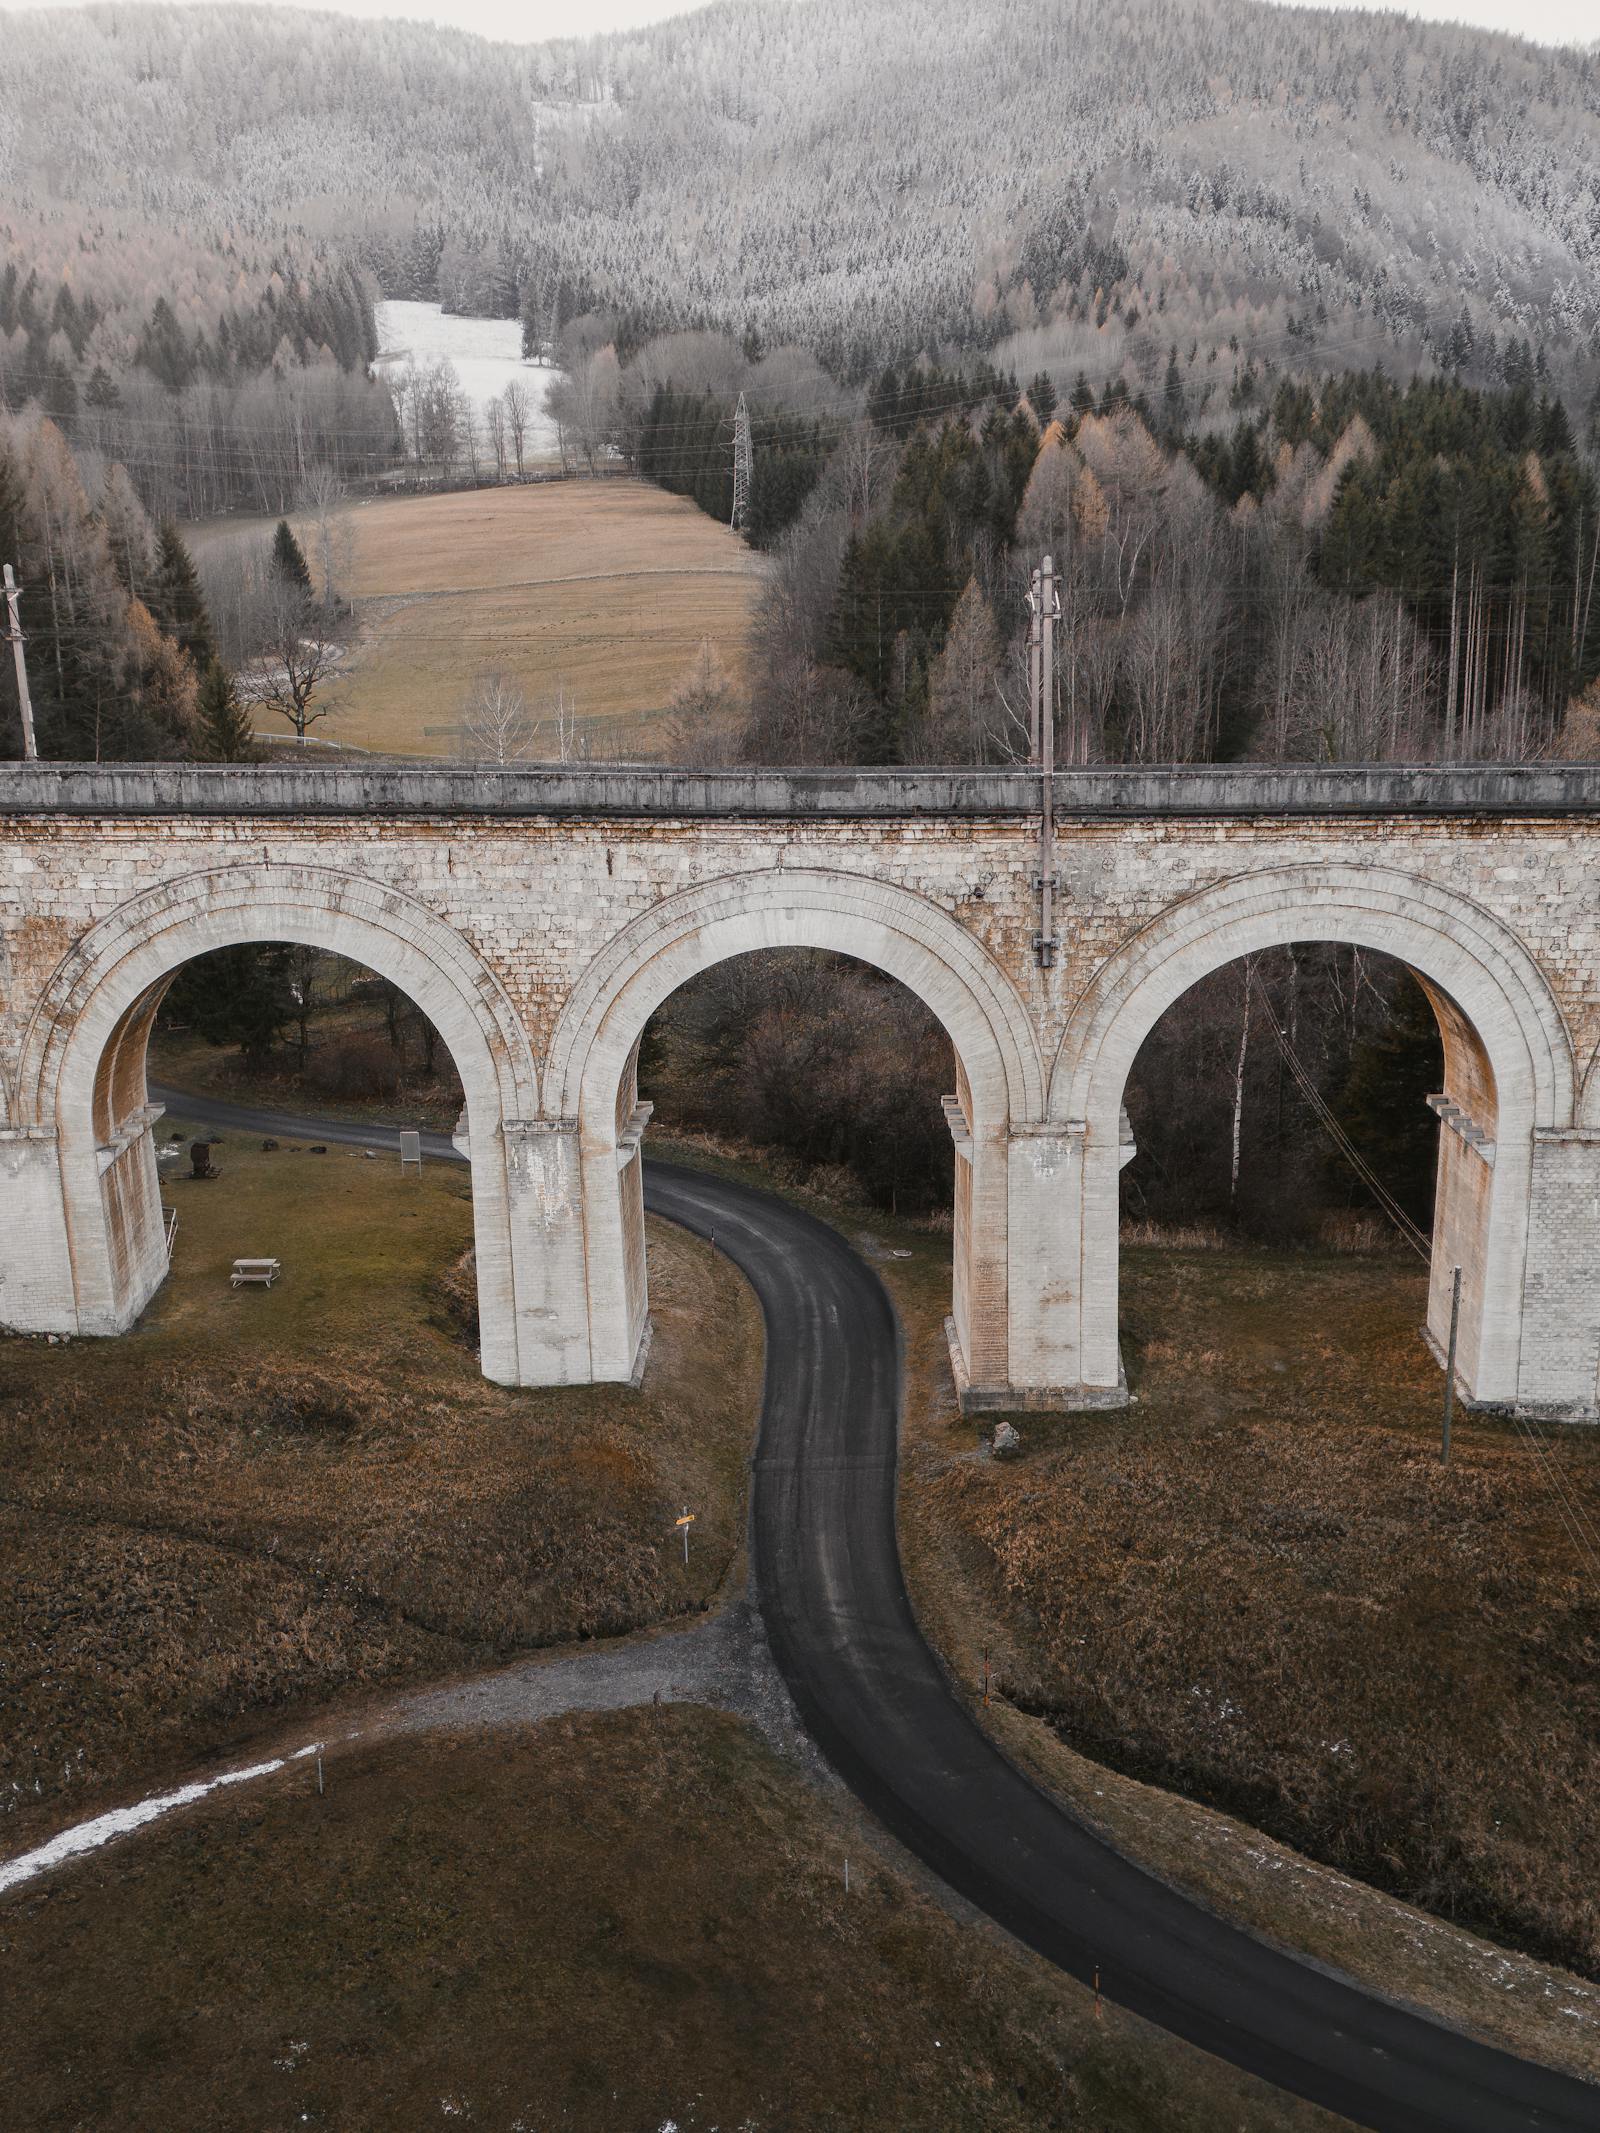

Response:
(1047, 863), (1576, 1407)
(17, 863), (539, 1383)
(546, 867), (1044, 1386)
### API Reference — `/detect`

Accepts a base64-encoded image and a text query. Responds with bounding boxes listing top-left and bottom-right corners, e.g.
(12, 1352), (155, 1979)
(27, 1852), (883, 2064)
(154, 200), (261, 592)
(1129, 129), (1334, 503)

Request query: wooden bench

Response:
(231, 1258), (281, 1289)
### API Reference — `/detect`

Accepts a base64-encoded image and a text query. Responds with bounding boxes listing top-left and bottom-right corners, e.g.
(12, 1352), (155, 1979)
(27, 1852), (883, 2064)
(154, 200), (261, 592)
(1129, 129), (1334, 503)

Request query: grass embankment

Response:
(185, 479), (764, 758)
(645, 1132), (1600, 2077)
(893, 1232), (1600, 2070)
(1, 1705), (1346, 2133)
(0, 1123), (762, 1853)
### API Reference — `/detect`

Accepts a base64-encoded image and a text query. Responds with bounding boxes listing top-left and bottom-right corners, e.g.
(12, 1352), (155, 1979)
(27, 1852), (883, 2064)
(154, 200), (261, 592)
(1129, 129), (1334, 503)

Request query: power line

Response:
(1246, 965), (1600, 1578)
(1247, 968), (1431, 1260)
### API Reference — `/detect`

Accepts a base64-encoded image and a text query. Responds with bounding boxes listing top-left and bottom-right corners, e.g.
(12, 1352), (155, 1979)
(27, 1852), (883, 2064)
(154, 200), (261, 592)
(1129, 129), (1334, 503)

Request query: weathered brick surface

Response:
(2, 773), (1597, 1414)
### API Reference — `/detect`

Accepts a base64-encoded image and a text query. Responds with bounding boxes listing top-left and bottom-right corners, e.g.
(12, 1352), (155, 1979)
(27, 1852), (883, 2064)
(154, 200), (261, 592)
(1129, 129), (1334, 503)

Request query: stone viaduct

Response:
(3, 761), (1600, 1418)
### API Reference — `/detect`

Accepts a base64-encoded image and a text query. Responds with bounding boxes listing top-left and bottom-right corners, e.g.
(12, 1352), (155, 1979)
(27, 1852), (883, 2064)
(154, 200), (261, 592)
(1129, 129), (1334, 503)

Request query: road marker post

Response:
(1442, 1264), (1461, 1465)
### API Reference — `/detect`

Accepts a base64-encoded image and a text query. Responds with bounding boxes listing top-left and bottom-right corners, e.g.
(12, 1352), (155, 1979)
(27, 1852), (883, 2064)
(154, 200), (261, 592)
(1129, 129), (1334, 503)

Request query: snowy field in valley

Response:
(374, 300), (564, 456)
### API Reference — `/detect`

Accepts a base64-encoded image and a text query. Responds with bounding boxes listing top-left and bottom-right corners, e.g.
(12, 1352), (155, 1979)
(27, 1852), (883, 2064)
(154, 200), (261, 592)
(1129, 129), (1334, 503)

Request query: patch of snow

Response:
(374, 301), (564, 448)
(0, 1742), (322, 1895)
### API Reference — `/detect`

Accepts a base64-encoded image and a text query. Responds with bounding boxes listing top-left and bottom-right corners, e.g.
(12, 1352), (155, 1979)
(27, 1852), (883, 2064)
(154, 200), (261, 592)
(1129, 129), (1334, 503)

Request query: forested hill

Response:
(3, 0), (1598, 389)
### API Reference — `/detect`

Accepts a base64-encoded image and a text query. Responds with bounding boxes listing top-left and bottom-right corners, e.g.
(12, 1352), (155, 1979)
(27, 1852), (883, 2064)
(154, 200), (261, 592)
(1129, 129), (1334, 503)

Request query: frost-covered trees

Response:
(547, 347), (622, 474)
(4, 0), (1597, 417)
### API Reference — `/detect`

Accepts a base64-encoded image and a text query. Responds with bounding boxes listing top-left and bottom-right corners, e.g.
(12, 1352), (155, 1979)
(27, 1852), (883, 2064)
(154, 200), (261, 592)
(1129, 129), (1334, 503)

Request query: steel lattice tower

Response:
(730, 392), (752, 531)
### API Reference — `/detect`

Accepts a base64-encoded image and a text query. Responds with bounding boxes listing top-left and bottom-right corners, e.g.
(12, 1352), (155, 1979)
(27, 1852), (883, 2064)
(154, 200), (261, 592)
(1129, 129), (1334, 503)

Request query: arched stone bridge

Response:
(4, 762), (1599, 1419)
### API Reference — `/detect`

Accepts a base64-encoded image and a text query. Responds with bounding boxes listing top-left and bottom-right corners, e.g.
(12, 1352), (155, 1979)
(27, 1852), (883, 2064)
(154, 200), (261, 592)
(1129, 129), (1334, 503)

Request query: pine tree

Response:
(150, 521), (216, 670)
(127, 601), (200, 756)
(1026, 371), (1058, 422)
(271, 518), (313, 594)
(196, 659), (259, 762)
(163, 945), (294, 1065)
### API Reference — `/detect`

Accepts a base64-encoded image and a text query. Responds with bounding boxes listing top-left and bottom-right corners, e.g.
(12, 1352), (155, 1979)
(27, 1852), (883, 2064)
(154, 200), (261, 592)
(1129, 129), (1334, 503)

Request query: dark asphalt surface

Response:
(153, 1084), (1600, 2131)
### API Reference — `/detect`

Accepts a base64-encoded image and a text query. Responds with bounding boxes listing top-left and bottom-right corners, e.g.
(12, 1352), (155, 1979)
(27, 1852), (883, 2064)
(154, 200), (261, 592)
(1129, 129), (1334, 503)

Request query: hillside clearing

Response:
(185, 480), (764, 759)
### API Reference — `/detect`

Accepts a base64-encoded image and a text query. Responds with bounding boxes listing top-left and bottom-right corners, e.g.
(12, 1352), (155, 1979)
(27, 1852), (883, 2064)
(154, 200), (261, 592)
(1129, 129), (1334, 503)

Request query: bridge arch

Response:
(547, 867), (1044, 1385)
(16, 864), (539, 1382)
(1049, 863), (1577, 1407)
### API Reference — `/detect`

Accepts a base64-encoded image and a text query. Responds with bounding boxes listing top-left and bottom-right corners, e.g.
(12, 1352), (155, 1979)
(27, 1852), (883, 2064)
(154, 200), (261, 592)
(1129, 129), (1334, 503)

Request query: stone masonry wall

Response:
(5, 811), (1600, 1115)
(4, 771), (1600, 1412)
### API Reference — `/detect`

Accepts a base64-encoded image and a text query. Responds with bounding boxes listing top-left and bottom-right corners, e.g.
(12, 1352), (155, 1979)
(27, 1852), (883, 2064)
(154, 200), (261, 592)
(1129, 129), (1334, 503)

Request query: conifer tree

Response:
(196, 659), (259, 762)
(127, 600), (201, 756)
(150, 521), (216, 671)
(271, 518), (313, 595)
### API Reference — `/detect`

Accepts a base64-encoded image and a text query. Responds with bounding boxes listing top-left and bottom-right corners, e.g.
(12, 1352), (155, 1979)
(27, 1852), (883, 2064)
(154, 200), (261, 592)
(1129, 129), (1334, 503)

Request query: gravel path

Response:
(390, 1598), (812, 1765)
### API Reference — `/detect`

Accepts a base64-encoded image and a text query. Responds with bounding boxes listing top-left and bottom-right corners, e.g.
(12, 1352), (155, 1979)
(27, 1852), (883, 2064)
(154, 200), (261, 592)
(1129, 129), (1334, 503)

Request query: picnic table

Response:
(231, 1257), (281, 1288)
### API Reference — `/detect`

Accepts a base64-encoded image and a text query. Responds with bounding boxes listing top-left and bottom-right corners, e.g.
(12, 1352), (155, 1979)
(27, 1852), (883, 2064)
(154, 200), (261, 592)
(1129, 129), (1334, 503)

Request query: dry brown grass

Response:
(897, 1241), (1600, 1978)
(1, 1707), (1346, 2133)
(0, 1122), (762, 1853)
(187, 479), (763, 758)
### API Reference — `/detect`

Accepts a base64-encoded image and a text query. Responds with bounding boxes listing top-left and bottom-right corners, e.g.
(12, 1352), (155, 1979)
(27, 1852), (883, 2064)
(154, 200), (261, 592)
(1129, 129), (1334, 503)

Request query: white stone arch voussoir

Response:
(20, 861), (539, 1132)
(1049, 862), (1574, 1134)
(547, 867), (1044, 1131)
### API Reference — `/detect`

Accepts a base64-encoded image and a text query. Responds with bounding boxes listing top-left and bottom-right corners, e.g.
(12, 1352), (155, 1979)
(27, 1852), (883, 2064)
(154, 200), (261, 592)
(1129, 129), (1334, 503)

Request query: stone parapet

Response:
(4, 760), (1600, 821)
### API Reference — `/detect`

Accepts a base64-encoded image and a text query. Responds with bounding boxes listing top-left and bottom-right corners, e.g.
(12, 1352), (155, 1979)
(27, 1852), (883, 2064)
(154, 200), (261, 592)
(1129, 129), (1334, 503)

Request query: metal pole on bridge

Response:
(1032, 555), (1059, 970)
(1441, 1264), (1461, 1465)
(3, 564), (38, 761)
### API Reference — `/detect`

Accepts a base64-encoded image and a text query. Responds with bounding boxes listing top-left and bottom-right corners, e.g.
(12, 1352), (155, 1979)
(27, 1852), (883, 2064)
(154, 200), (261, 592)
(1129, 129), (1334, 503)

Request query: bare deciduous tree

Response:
(461, 669), (536, 762)
(246, 580), (342, 744)
(502, 379), (531, 479)
(486, 396), (510, 483)
(298, 463), (353, 609)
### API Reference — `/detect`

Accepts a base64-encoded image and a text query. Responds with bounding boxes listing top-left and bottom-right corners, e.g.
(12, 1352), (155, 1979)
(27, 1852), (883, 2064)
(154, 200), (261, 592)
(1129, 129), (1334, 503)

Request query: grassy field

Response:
(1, 1705), (1347, 2133)
(0, 1121), (763, 1854)
(186, 480), (764, 759)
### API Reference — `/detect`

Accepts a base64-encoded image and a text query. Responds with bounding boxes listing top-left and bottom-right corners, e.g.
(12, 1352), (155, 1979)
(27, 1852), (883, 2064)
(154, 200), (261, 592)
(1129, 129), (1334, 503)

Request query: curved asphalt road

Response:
(154, 1085), (1599, 2131)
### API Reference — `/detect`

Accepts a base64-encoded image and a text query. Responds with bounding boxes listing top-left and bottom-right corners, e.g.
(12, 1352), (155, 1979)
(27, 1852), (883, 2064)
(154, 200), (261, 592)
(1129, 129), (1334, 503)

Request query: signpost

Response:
(675, 1507), (695, 1566)
(1442, 1263), (1462, 1464)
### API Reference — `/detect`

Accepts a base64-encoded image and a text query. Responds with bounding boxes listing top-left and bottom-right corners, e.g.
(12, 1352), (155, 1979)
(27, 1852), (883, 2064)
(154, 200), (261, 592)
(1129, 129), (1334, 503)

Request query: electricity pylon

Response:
(730, 392), (752, 532)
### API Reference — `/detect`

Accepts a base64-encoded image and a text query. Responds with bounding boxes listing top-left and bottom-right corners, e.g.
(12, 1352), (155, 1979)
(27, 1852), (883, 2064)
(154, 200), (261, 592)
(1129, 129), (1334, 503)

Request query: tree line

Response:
(0, 408), (342, 763)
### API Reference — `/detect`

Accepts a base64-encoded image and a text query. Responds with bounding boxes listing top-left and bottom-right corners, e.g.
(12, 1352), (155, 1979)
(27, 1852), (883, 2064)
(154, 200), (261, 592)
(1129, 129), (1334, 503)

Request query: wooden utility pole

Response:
(3, 565), (37, 761)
